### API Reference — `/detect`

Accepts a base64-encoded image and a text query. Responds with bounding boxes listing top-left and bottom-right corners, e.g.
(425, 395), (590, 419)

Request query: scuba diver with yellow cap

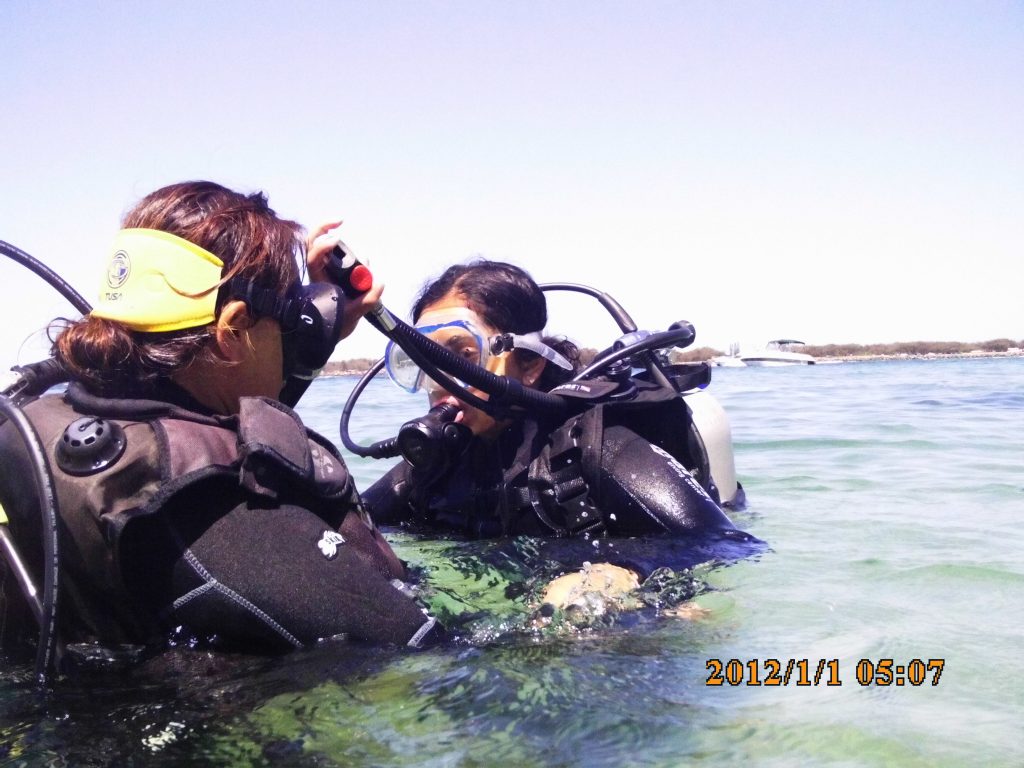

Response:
(0, 181), (441, 681)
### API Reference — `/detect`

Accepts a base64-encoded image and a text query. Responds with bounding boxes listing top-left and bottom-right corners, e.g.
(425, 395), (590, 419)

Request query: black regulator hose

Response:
(338, 358), (401, 459)
(0, 241), (80, 684)
(540, 282), (683, 390)
(339, 356), (499, 457)
(0, 394), (62, 685)
(0, 240), (92, 316)
(539, 282), (637, 334)
(339, 364), (471, 472)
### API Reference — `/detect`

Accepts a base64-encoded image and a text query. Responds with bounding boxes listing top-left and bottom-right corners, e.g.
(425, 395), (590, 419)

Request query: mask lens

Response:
(425, 324), (484, 363)
(384, 317), (487, 394)
(385, 341), (425, 393)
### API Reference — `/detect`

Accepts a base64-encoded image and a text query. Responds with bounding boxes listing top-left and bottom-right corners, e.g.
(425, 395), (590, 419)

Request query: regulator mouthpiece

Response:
(397, 404), (471, 475)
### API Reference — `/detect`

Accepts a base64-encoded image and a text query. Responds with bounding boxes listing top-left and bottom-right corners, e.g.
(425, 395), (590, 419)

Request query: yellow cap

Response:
(90, 228), (225, 332)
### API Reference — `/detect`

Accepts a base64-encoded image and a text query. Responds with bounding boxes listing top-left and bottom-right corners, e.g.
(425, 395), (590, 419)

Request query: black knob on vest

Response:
(56, 417), (127, 476)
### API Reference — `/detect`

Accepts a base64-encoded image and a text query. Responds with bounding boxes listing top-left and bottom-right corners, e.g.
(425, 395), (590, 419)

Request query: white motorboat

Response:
(740, 339), (816, 367)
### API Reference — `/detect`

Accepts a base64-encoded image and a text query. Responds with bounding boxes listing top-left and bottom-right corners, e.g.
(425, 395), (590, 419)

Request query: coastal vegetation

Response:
(799, 339), (1022, 358)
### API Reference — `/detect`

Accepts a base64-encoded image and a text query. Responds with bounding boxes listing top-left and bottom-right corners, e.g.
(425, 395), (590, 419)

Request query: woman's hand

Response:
(336, 276), (384, 341)
(306, 220), (384, 341)
(306, 220), (344, 284)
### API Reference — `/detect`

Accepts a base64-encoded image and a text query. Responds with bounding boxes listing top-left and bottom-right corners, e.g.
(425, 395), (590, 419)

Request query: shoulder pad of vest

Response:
(236, 397), (351, 501)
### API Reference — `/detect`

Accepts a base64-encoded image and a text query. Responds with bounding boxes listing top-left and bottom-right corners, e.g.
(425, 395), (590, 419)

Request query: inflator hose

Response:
(0, 240), (92, 316)
(0, 240), (83, 684)
(338, 359), (400, 458)
(539, 282), (637, 334)
(0, 394), (62, 684)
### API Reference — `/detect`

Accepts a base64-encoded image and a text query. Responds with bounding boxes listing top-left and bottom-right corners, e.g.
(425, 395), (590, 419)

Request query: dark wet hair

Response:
(412, 259), (580, 391)
(53, 180), (303, 394)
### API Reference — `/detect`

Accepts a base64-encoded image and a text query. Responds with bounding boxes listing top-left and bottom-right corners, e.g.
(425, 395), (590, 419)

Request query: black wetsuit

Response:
(364, 384), (744, 540)
(0, 382), (441, 655)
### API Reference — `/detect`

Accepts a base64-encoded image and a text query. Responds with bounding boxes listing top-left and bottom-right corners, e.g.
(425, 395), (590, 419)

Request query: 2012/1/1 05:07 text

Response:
(705, 658), (945, 687)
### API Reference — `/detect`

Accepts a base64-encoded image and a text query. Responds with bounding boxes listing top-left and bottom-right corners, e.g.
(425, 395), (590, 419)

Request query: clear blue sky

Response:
(1, 1), (1021, 370)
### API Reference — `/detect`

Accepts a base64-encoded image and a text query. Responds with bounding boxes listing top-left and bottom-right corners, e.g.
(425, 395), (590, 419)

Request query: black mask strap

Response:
(225, 278), (346, 407)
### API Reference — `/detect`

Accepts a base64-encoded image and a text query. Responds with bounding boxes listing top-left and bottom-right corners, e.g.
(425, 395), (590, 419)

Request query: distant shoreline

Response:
(320, 348), (1022, 377)
(812, 349), (1023, 364)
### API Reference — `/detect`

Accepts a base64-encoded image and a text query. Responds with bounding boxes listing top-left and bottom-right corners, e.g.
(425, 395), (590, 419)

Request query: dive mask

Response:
(229, 279), (344, 380)
(384, 306), (571, 394)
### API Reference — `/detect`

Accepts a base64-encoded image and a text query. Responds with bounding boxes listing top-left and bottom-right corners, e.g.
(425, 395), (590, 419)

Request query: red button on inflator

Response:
(350, 264), (373, 293)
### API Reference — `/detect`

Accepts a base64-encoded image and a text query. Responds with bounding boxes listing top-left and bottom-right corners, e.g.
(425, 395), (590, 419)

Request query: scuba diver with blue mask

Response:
(0, 181), (442, 681)
(355, 260), (757, 550)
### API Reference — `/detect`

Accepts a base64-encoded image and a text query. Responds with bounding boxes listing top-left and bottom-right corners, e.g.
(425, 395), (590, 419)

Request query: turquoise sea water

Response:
(1, 357), (1021, 766)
